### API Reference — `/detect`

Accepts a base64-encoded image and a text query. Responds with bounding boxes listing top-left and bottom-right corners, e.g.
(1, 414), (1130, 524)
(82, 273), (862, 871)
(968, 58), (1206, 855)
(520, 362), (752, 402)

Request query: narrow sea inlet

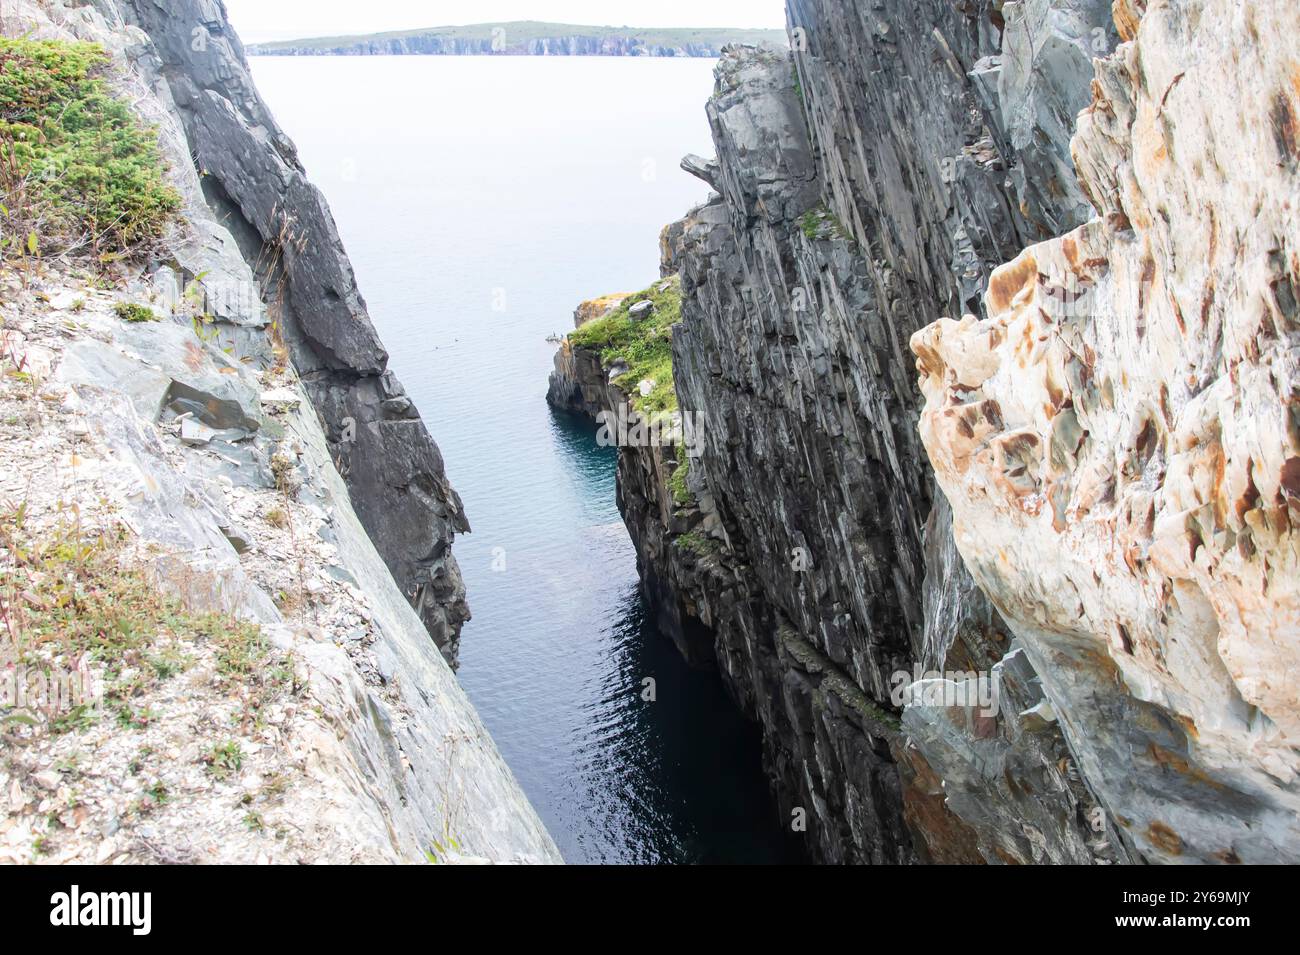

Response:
(250, 55), (800, 863)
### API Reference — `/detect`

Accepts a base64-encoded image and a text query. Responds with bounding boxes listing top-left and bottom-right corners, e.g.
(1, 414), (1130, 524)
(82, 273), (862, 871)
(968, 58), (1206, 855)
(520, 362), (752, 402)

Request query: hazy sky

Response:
(224, 1), (789, 43)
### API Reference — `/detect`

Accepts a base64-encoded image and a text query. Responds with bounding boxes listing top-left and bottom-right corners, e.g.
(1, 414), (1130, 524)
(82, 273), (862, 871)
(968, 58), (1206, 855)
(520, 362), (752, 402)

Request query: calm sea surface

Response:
(250, 55), (800, 863)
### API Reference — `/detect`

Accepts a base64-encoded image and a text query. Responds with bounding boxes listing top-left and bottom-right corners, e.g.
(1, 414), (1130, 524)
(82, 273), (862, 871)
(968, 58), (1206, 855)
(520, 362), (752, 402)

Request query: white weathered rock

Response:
(2, 0), (560, 866)
(914, 0), (1300, 863)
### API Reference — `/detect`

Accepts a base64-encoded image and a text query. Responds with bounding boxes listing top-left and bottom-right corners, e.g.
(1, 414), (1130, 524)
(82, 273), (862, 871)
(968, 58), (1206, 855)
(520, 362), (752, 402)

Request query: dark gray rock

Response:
(124, 0), (471, 664)
(570, 0), (1126, 863)
(680, 153), (721, 190)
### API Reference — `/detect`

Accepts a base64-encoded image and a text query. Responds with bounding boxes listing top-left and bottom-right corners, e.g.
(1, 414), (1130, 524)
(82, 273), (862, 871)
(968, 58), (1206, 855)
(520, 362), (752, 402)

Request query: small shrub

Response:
(676, 531), (716, 557)
(0, 38), (180, 259)
(668, 442), (693, 508)
(202, 740), (243, 780)
(113, 302), (156, 323)
(800, 203), (854, 243)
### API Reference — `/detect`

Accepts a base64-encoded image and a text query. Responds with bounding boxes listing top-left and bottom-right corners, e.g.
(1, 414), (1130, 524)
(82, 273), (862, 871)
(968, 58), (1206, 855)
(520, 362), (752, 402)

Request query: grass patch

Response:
(0, 38), (180, 261)
(0, 505), (287, 735)
(675, 530), (715, 557)
(202, 740), (244, 780)
(567, 275), (682, 415)
(800, 202), (853, 243)
(113, 302), (156, 324)
(667, 442), (693, 508)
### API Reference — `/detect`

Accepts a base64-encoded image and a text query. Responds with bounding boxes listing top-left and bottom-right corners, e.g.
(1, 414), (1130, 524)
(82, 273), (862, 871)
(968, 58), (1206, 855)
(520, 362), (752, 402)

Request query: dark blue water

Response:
(249, 55), (801, 863)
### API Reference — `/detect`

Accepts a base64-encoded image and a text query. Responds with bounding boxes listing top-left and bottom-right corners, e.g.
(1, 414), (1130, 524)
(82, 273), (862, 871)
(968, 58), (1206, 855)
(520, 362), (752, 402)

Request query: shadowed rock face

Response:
(123, 0), (471, 665)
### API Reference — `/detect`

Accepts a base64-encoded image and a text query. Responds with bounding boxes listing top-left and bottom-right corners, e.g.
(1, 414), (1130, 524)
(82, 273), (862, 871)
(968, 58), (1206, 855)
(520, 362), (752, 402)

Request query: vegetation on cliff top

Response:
(0, 38), (180, 261)
(568, 275), (682, 415)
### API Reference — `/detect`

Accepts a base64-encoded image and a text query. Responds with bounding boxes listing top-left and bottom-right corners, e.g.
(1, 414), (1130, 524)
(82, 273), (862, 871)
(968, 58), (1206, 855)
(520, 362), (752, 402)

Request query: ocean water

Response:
(249, 55), (801, 864)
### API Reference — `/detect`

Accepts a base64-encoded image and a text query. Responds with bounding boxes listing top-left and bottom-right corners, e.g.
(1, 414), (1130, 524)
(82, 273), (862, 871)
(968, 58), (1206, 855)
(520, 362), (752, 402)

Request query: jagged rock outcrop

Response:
(123, 0), (471, 665)
(914, 0), (1300, 863)
(579, 0), (1152, 864)
(2, 0), (559, 863)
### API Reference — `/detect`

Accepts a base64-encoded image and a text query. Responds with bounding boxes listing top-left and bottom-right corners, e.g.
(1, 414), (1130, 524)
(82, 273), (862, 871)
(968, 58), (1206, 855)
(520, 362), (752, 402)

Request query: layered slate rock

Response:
(914, 0), (1300, 864)
(600, 0), (1139, 864)
(123, 0), (471, 665)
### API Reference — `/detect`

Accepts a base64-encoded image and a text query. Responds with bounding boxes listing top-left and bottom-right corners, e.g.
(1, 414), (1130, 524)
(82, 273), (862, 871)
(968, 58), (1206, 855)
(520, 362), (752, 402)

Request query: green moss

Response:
(568, 275), (683, 415)
(0, 39), (180, 256)
(113, 302), (157, 323)
(800, 202), (853, 243)
(675, 530), (715, 557)
(667, 442), (693, 508)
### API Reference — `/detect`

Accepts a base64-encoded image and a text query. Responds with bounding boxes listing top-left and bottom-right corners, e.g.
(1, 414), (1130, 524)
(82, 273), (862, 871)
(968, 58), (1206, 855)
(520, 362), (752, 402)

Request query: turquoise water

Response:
(250, 55), (801, 863)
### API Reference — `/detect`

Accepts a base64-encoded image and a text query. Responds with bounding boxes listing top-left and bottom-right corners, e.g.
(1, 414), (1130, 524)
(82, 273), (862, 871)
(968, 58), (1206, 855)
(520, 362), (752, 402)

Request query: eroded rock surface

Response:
(1, 0), (557, 864)
(914, 0), (1300, 864)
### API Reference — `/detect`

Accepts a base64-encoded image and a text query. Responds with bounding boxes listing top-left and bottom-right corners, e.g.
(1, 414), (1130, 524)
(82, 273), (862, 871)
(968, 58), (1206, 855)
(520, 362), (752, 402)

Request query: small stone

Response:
(95, 838), (117, 863)
(381, 396), (412, 418)
(181, 416), (216, 447)
(219, 523), (254, 555)
(259, 387), (301, 410)
(628, 300), (655, 320)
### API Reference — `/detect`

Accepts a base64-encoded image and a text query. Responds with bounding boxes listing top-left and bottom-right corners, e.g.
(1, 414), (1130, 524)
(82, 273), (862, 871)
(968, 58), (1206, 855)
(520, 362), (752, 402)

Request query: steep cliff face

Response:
(615, 0), (1298, 865)
(1, 0), (558, 863)
(123, 0), (471, 666)
(657, 0), (1133, 863)
(914, 0), (1300, 863)
(565, 0), (1151, 864)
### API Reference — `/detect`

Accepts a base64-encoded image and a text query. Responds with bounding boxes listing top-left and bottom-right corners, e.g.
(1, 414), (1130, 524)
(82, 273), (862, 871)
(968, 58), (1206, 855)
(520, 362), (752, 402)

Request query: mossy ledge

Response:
(567, 274), (682, 416)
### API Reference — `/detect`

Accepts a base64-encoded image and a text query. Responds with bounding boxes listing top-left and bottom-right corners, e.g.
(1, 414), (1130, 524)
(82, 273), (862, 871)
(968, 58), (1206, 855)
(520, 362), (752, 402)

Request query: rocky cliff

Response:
(560, 0), (1298, 865)
(253, 36), (731, 58)
(914, 0), (1300, 863)
(125, 0), (471, 667)
(1, 0), (558, 863)
(248, 24), (786, 59)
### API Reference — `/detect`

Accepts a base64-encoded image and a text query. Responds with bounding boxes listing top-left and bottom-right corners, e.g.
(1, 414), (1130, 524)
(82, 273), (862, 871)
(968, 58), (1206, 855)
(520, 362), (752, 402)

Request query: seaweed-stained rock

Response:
(914, 0), (1300, 863)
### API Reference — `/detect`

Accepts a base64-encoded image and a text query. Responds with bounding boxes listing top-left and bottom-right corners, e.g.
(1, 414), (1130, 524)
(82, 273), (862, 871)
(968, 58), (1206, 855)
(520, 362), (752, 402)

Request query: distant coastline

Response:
(246, 20), (788, 58)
